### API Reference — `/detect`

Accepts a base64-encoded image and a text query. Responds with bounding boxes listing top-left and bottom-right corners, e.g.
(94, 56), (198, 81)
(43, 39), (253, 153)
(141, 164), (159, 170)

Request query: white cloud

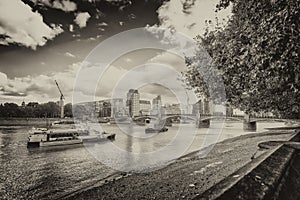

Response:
(0, 59), (197, 105)
(52, 0), (77, 12)
(147, 51), (186, 73)
(108, 64), (197, 105)
(154, 0), (232, 38)
(31, 0), (77, 12)
(0, 62), (128, 104)
(74, 12), (91, 28)
(0, 0), (63, 49)
(0, 72), (8, 87)
(65, 52), (76, 58)
(0, 64), (80, 103)
(141, 0), (232, 105)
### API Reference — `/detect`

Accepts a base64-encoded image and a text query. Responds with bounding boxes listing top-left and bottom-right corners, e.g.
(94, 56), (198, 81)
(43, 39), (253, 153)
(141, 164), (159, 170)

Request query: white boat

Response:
(27, 128), (115, 148)
(50, 119), (77, 129)
(27, 128), (82, 148)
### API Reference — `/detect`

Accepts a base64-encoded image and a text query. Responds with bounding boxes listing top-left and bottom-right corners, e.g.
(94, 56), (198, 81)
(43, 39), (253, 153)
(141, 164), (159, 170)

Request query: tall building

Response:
(151, 95), (162, 115)
(95, 98), (125, 118)
(111, 98), (124, 117)
(126, 89), (140, 117)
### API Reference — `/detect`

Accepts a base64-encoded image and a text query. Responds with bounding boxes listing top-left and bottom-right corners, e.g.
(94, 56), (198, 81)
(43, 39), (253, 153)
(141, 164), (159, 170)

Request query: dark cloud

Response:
(29, 0), (77, 12)
(0, 0), (165, 78)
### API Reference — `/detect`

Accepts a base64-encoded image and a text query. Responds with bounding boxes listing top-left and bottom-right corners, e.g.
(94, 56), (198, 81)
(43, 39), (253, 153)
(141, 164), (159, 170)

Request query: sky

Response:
(0, 0), (231, 105)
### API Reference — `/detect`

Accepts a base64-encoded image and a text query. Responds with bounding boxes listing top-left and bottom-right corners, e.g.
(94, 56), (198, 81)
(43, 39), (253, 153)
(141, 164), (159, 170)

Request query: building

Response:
(126, 89), (140, 117)
(74, 101), (97, 119)
(164, 103), (181, 115)
(181, 104), (193, 115)
(152, 95), (162, 108)
(151, 95), (162, 115)
(111, 98), (124, 117)
(139, 100), (151, 115)
(95, 98), (125, 118)
(97, 100), (111, 118)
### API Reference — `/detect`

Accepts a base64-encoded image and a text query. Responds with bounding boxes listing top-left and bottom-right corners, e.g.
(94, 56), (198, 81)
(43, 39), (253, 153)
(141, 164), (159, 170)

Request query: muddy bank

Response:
(62, 130), (298, 200)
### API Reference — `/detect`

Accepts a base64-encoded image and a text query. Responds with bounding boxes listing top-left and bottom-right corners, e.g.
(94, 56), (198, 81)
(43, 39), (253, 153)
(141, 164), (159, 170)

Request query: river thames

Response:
(0, 122), (286, 200)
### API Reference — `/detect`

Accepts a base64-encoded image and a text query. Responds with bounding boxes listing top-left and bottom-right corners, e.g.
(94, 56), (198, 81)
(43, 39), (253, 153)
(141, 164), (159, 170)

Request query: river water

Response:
(0, 121), (286, 200)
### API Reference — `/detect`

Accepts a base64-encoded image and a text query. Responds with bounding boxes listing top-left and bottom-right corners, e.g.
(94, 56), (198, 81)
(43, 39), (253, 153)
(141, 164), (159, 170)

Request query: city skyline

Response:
(3, 82), (199, 106)
(74, 88), (213, 118)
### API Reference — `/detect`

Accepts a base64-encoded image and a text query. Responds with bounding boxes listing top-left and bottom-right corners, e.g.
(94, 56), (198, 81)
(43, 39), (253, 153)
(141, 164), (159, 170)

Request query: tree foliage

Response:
(64, 103), (73, 118)
(184, 0), (300, 118)
(0, 102), (72, 118)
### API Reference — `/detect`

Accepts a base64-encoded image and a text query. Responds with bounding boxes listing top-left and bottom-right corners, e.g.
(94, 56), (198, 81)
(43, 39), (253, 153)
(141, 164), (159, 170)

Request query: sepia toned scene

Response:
(0, 0), (299, 199)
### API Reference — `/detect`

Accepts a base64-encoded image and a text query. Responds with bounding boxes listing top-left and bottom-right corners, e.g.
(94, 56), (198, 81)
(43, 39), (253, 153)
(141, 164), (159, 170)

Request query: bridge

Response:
(134, 114), (289, 122)
(133, 114), (294, 131)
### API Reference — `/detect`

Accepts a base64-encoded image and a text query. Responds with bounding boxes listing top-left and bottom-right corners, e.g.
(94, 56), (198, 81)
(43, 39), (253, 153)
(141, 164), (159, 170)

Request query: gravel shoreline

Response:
(63, 130), (297, 200)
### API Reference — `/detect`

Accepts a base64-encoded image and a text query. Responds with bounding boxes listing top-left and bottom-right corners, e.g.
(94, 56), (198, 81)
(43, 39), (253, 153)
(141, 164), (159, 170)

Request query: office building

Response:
(139, 100), (151, 115)
(126, 89), (140, 117)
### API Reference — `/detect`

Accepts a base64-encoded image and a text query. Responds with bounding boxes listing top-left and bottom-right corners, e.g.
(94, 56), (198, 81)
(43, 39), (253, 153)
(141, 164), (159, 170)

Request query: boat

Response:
(52, 119), (75, 125)
(51, 119), (76, 129)
(98, 118), (110, 123)
(27, 128), (115, 148)
(145, 126), (168, 133)
(27, 128), (82, 148)
(79, 131), (115, 143)
(109, 117), (132, 124)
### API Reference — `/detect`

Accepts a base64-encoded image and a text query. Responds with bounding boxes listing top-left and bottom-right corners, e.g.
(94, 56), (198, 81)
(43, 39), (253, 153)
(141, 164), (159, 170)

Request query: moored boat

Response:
(145, 127), (168, 133)
(79, 131), (116, 143)
(27, 128), (115, 148)
(27, 128), (82, 148)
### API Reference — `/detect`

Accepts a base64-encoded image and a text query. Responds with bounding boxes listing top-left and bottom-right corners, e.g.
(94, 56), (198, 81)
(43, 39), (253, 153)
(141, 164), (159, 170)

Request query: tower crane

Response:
(55, 80), (65, 118)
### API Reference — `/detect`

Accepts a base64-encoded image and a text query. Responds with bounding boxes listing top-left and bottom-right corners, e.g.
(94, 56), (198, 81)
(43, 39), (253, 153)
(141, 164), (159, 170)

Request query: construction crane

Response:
(55, 80), (64, 118)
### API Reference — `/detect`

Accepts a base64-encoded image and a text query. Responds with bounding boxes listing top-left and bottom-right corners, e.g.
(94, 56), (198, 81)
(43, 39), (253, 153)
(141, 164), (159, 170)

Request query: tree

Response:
(1, 103), (20, 117)
(37, 102), (60, 118)
(184, 0), (300, 118)
(64, 103), (73, 117)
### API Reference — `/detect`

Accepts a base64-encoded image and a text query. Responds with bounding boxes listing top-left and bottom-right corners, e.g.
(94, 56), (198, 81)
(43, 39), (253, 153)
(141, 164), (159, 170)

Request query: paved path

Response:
(63, 130), (297, 200)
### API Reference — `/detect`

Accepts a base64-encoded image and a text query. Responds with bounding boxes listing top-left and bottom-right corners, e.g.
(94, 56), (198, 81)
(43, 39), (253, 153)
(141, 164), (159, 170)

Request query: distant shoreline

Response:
(0, 117), (62, 126)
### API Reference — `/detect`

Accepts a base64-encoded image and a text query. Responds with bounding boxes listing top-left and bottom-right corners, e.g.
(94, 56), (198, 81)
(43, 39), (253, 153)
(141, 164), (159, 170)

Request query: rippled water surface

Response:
(0, 121), (286, 199)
